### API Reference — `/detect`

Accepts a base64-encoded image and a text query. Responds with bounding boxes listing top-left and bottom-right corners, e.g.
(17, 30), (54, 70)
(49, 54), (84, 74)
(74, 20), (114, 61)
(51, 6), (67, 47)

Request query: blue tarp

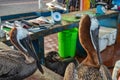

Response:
(112, 0), (120, 5)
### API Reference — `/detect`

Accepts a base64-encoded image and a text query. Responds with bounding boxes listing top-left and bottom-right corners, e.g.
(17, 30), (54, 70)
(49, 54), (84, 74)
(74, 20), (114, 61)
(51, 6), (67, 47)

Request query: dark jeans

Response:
(57, 0), (65, 3)
(69, 0), (77, 7)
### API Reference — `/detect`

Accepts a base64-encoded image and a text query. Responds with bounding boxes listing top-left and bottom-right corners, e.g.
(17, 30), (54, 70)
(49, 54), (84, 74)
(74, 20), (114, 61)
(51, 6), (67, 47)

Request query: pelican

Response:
(112, 21), (120, 80)
(112, 12), (120, 80)
(0, 26), (43, 79)
(63, 15), (112, 80)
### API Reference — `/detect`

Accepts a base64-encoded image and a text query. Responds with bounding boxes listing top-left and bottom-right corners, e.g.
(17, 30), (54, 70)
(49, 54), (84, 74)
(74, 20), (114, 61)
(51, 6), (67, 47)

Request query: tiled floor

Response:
(44, 33), (58, 54)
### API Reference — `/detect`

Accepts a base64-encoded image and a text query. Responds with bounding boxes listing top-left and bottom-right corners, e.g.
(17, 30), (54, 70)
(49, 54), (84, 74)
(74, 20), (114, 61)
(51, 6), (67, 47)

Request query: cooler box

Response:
(98, 17), (117, 28)
(99, 26), (117, 52)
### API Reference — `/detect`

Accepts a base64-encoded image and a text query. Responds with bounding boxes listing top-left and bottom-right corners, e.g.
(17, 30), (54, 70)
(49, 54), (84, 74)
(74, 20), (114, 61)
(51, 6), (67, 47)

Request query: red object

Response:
(118, 6), (120, 10)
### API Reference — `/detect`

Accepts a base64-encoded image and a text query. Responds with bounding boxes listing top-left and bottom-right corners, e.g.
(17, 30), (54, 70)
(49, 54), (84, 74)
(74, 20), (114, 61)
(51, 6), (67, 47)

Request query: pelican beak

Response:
(20, 35), (44, 74)
(90, 27), (99, 50)
(90, 24), (103, 65)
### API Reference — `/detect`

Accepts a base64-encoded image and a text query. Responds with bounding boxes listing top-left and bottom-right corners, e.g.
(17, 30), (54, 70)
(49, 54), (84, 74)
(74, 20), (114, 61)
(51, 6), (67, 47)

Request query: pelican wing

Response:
(0, 51), (22, 79)
(0, 50), (37, 80)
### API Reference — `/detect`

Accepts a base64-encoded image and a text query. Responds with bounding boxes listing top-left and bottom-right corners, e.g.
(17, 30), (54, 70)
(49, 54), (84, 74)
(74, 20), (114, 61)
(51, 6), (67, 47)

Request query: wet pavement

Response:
(0, 0), (50, 4)
(0, 0), (51, 16)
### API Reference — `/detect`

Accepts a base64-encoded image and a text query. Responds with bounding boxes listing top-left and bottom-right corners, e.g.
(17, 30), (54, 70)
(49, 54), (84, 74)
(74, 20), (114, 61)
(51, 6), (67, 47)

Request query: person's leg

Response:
(69, 0), (77, 12)
(69, 6), (75, 12)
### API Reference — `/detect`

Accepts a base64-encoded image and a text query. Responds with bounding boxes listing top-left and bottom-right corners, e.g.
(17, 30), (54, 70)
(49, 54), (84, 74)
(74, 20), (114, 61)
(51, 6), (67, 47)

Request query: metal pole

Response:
(38, 0), (43, 10)
(0, 17), (1, 24)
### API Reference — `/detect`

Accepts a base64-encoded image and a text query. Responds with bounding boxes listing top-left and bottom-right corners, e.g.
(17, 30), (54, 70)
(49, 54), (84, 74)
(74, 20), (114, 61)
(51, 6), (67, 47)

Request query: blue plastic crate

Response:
(98, 16), (118, 28)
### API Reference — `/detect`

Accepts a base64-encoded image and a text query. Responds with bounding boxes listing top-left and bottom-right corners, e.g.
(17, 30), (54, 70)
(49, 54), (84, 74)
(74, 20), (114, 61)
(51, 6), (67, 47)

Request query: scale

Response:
(38, 0), (67, 24)
(52, 12), (62, 24)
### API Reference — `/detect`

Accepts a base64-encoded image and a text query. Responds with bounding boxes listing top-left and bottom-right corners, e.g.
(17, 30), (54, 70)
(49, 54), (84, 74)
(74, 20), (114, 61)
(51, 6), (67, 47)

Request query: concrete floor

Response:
(44, 33), (58, 54)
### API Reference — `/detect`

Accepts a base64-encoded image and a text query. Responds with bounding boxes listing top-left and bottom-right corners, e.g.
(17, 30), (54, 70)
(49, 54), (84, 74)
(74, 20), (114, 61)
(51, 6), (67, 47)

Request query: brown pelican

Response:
(63, 15), (112, 80)
(111, 15), (120, 79)
(0, 26), (43, 80)
(112, 23), (120, 80)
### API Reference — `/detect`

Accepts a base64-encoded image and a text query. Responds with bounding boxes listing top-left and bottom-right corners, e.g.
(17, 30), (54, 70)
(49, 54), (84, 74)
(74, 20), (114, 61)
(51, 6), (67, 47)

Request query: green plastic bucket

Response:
(58, 28), (78, 58)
